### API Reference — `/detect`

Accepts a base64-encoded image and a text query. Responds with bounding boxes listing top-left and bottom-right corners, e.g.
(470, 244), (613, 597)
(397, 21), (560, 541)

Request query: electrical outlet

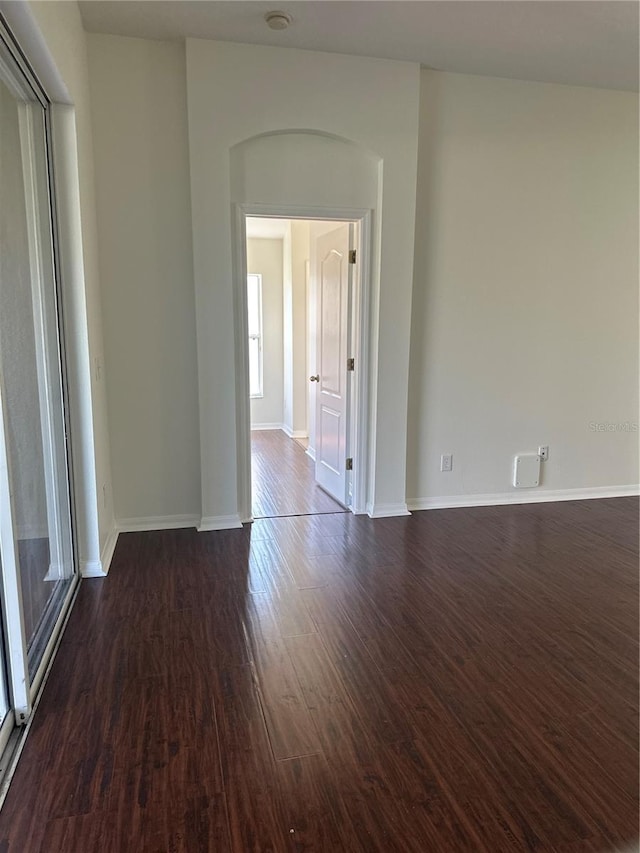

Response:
(538, 445), (549, 461)
(440, 454), (453, 472)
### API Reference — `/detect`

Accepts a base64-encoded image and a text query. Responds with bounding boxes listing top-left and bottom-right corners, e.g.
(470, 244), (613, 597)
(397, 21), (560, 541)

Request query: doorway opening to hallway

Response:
(244, 215), (362, 520)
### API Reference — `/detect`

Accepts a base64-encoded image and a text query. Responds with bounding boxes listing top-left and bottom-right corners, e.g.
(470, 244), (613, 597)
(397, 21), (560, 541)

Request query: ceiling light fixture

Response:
(265, 11), (292, 31)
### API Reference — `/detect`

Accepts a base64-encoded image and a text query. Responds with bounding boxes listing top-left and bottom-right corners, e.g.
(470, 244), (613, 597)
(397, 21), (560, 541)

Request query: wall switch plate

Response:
(440, 454), (453, 472)
(538, 445), (549, 461)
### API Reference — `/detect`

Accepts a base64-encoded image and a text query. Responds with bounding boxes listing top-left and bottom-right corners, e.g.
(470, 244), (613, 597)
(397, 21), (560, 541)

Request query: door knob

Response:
(309, 375), (320, 382)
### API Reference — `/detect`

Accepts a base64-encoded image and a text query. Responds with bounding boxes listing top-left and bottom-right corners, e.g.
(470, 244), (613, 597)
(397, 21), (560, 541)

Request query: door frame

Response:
(232, 203), (373, 522)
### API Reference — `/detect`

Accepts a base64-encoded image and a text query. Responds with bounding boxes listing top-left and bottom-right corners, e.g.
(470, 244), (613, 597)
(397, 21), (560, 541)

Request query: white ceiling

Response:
(78, 1), (639, 92)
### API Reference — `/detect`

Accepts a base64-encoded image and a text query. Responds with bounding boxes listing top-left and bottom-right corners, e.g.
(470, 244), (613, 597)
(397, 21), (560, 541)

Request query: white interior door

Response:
(313, 224), (353, 505)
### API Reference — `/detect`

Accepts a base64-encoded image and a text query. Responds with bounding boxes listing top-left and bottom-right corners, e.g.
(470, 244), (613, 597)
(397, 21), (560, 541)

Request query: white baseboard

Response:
(306, 446), (316, 461)
(198, 514), (244, 532)
(80, 525), (119, 578)
(81, 559), (107, 578)
(100, 526), (119, 573)
(406, 484), (640, 512)
(251, 423), (308, 440)
(117, 514), (199, 533)
(281, 424), (308, 439)
(115, 513), (245, 534)
(367, 502), (411, 519)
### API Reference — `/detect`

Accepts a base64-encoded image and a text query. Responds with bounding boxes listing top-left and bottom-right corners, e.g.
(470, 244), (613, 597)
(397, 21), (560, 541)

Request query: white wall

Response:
(42, 25), (636, 529)
(248, 238), (284, 427)
(188, 40), (420, 523)
(19, 2), (114, 562)
(87, 33), (200, 524)
(407, 70), (639, 505)
(249, 224), (308, 436)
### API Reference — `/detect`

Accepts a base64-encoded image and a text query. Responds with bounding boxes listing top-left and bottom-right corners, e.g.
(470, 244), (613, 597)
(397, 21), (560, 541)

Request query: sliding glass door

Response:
(0, 19), (78, 737)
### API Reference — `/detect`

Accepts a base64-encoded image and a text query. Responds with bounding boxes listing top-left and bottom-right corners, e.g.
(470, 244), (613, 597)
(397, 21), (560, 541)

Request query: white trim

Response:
(118, 515), (199, 533)
(28, 577), (77, 699)
(18, 101), (66, 578)
(81, 559), (106, 578)
(281, 425), (308, 439)
(232, 205), (253, 523)
(50, 105), (103, 577)
(306, 446), (316, 462)
(249, 423), (309, 439)
(350, 215), (372, 517)
(198, 514), (244, 532)
(406, 485), (640, 512)
(110, 512), (247, 535)
(367, 502), (411, 519)
(234, 202), (375, 522)
(97, 526), (118, 575)
(0, 323), (30, 725)
(81, 526), (120, 578)
(0, 712), (16, 780)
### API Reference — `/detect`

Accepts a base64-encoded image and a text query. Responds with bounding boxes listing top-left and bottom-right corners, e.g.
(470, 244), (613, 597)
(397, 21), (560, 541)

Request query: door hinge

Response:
(349, 249), (357, 264)
(346, 457), (353, 471)
(347, 357), (355, 372)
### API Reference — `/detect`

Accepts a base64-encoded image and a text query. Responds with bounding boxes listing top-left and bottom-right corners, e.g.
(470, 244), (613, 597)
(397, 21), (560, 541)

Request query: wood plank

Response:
(210, 665), (290, 852)
(0, 496), (636, 851)
(251, 430), (346, 518)
(244, 598), (320, 760)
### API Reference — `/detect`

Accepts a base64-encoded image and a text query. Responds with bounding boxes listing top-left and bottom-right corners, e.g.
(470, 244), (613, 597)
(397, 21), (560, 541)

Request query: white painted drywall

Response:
(22, 2), (114, 558)
(47, 27), (637, 528)
(248, 238), (284, 427)
(87, 33), (200, 523)
(188, 40), (420, 520)
(407, 70), (639, 503)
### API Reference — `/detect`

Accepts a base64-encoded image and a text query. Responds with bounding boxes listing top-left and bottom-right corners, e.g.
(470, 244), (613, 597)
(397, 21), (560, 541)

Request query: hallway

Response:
(251, 429), (347, 518)
(0, 497), (637, 851)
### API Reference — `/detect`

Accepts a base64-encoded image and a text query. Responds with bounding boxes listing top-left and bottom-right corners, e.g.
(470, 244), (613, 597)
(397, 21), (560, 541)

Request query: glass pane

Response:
(248, 336), (261, 397)
(247, 274), (261, 336)
(0, 77), (74, 676)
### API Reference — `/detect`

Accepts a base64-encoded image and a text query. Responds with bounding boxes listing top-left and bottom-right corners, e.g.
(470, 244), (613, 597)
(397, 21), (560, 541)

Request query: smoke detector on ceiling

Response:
(265, 11), (292, 30)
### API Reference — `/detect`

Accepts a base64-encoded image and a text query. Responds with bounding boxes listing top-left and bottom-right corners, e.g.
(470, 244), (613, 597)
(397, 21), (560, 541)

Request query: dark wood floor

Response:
(0, 497), (637, 852)
(251, 429), (346, 518)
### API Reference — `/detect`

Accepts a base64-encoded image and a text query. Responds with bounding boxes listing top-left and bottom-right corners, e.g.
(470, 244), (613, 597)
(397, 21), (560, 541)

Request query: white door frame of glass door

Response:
(0, 15), (81, 736)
